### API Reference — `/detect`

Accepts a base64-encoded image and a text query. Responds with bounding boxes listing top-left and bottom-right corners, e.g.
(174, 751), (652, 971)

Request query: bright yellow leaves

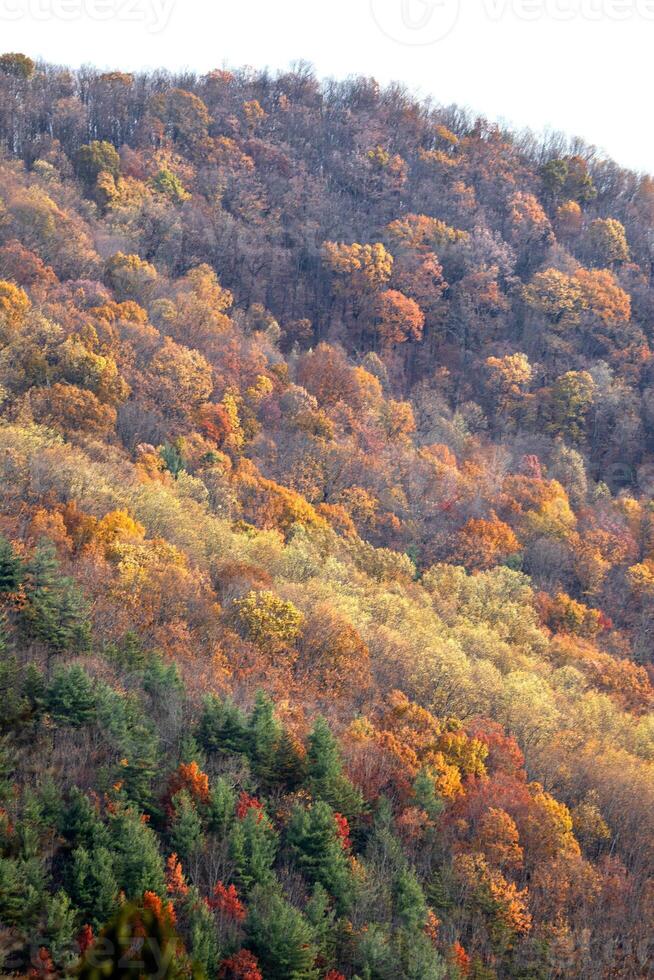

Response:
(321, 241), (393, 294)
(0, 280), (30, 343)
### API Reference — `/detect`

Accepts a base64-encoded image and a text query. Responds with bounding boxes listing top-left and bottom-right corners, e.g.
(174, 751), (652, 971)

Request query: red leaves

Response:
(333, 812), (352, 851)
(77, 924), (94, 955)
(236, 791), (265, 822)
(218, 949), (263, 980)
(209, 881), (247, 922)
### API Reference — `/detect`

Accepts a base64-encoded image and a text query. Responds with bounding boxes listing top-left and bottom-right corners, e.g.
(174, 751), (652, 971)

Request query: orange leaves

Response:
(165, 853), (189, 897)
(538, 591), (606, 639)
(374, 289), (425, 346)
(525, 266), (631, 330)
(573, 267), (631, 324)
(29, 383), (117, 435)
(350, 691), (488, 802)
(167, 761), (210, 807)
(477, 807), (524, 872)
(454, 851), (532, 940)
(143, 890), (177, 929)
(209, 881), (247, 922)
(386, 213), (468, 253)
(453, 515), (520, 571)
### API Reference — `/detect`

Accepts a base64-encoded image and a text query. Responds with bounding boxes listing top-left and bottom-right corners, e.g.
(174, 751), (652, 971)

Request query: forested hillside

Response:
(1, 52), (654, 978)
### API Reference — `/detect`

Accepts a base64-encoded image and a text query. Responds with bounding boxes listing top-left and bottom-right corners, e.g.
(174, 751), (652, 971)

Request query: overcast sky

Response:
(2, 0), (652, 173)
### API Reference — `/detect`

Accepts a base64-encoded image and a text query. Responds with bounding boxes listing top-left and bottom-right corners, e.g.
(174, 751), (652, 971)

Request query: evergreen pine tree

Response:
(46, 665), (97, 727)
(0, 534), (22, 593)
(182, 886), (221, 977)
(247, 885), (319, 980)
(170, 790), (204, 866)
(197, 695), (249, 756)
(393, 867), (428, 932)
(248, 690), (283, 786)
(229, 807), (278, 892)
(68, 845), (118, 929)
(287, 802), (354, 913)
(21, 540), (91, 664)
(109, 806), (165, 899)
(62, 788), (110, 850)
(206, 776), (236, 837)
(306, 716), (363, 820)
(43, 888), (78, 965)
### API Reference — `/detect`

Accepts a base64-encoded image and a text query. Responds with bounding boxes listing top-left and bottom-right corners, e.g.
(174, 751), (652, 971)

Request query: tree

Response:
(232, 590), (303, 649)
(375, 289), (425, 346)
(0, 280), (30, 343)
(453, 516), (521, 571)
(198, 696), (249, 757)
(229, 805), (278, 892)
(104, 252), (157, 305)
(0, 534), (22, 593)
(109, 806), (165, 899)
(246, 885), (319, 980)
(583, 218), (630, 267)
(20, 540), (91, 663)
(46, 665), (97, 727)
(30, 383), (117, 436)
(306, 716), (363, 820)
(148, 338), (214, 416)
(393, 866), (428, 932)
(68, 845), (118, 929)
(287, 801), (354, 912)
(0, 52), (35, 78)
(218, 949), (263, 980)
(75, 141), (121, 193)
(546, 370), (596, 443)
(485, 353), (532, 414)
(169, 790), (204, 867)
(248, 690), (283, 786)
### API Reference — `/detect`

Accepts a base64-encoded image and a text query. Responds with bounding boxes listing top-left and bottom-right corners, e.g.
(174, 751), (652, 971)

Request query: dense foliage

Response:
(1, 53), (654, 977)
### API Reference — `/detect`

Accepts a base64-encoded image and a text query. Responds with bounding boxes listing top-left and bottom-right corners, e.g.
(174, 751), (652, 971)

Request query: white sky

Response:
(2, 0), (652, 174)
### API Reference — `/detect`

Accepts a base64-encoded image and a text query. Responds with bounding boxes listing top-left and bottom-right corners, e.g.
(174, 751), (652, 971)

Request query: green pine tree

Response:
(42, 888), (78, 965)
(62, 788), (110, 850)
(68, 845), (119, 930)
(206, 776), (236, 837)
(247, 885), (319, 980)
(248, 690), (283, 786)
(46, 665), (97, 727)
(21, 540), (91, 665)
(109, 806), (165, 899)
(229, 806), (278, 892)
(170, 790), (204, 865)
(306, 716), (363, 820)
(0, 534), (22, 593)
(181, 886), (221, 977)
(197, 695), (249, 756)
(287, 801), (354, 913)
(393, 867), (428, 932)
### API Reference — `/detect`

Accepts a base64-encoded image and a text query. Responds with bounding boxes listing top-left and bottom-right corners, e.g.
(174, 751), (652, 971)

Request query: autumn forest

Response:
(1, 51), (654, 978)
